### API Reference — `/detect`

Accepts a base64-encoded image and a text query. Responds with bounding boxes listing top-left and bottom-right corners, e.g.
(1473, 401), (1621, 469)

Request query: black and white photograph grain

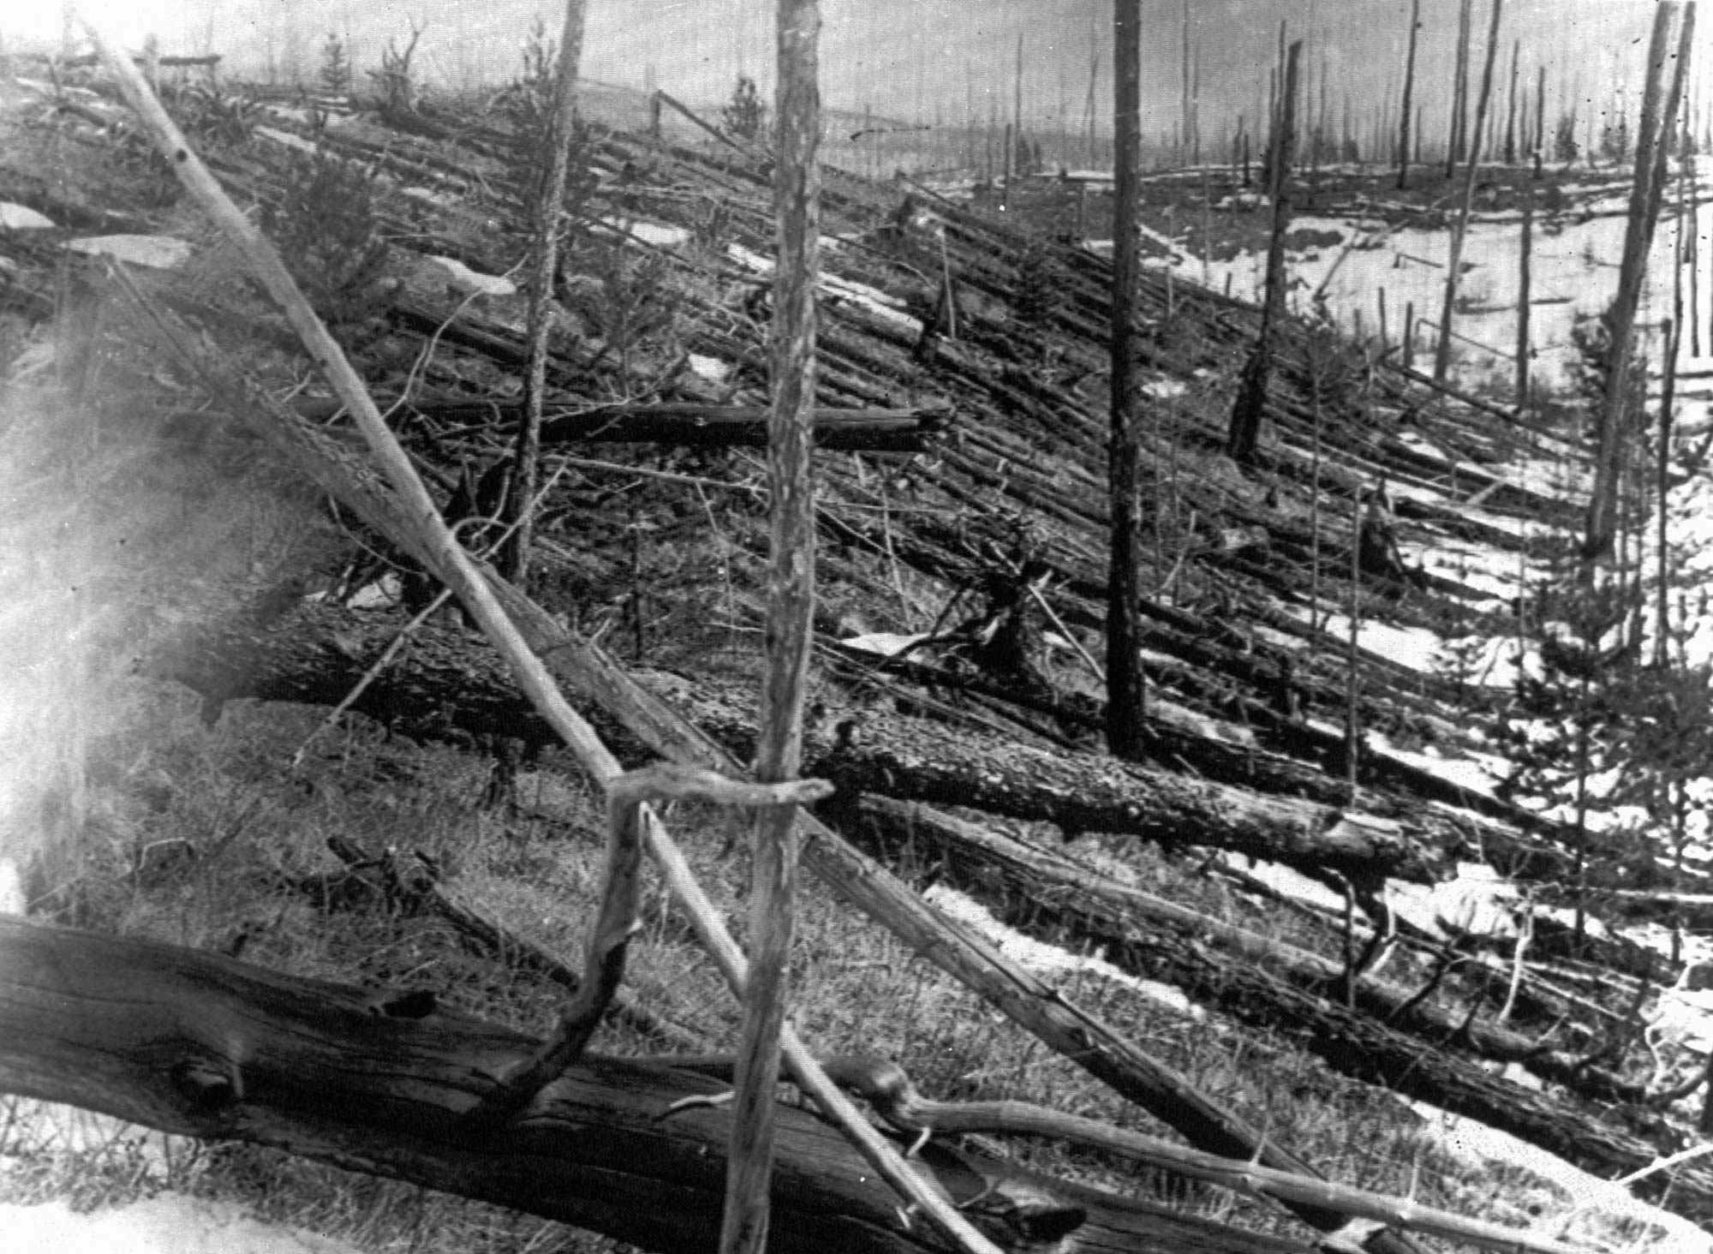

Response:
(0, 1), (1709, 1251)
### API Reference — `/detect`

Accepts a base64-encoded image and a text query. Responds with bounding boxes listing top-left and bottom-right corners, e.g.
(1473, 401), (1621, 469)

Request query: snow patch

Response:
(63, 235), (191, 270)
(924, 884), (1200, 1016)
(688, 353), (732, 383)
(613, 219), (692, 248)
(0, 203), (55, 230)
(421, 255), (515, 298)
(254, 125), (319, 155)
(1406, 1098), (1712, 1254)
(0, 1195), (367, 1254)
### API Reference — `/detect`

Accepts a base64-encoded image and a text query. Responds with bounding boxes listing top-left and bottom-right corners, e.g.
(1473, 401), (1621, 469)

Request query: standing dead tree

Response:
(1396, 0), (1421, 189)
(1503, 38), (1520, 164)
(1585, 1), (1692, 559)
(1432, 0), (1505, 385)
(1227, 39), (1301, 464)
(504, 0), (586, 583)
(85, 23), (998, 1254)
(1446, 0), (1473, 177)
(720, 1), (823, 1249)
(1107, 0), (1146, 759)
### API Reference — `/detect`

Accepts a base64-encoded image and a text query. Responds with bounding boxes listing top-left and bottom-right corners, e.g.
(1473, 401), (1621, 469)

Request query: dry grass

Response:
(0, 85), (1690, 1254)
(0, 335), (1673, 1251)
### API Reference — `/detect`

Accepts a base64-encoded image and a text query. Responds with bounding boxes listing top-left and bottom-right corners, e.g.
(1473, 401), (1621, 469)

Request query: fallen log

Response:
(144, 600), (1441, 883)
(0, 915), (1316, 1254)
(844, 799), (1713, 1222)
(290, 397), (949, 453)
(851, 798), (1644, 1104)
(123, 285), (1433, 1254)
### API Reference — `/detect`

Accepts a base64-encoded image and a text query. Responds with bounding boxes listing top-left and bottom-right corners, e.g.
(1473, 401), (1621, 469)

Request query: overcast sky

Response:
(31, 1), (1698, 150)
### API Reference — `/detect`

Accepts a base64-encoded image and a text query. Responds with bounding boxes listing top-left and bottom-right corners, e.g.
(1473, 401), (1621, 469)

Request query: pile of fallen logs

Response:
(12, 65), (1706, 1248)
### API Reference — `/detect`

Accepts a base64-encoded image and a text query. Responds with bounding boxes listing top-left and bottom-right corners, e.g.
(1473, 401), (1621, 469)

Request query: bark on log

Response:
(852, 798), (1646, 1104)
(120, 295), (1428, 1254)
(0, 916), (1317, 1254)
(144, 602), (1441, 883)
(148, 594), (1672, 987)
(846, 799), (1713, 1224)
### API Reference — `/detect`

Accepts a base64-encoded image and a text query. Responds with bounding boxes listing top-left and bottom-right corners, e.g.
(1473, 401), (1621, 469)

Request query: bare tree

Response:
(1397, 0), (1421, 188)
(505, 0), (586, 582)
(1503, 38), (1520, 164)
(1433, 0), (1505, 385)
(1107, 0), (1146, 758)
(1446, 0), (1473, 177)
(721, 1), (822, 1249)
(1227, 39), (1302, 464)
(1586, 2), (1692, 559)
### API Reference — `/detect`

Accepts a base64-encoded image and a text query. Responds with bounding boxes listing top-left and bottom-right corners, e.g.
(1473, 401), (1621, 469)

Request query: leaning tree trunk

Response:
(1585, 1), (1683, 559)
(1107, 0), (1147, 759)
(1432, 0), (1505, 385)
(1227, 40), (1301, 463)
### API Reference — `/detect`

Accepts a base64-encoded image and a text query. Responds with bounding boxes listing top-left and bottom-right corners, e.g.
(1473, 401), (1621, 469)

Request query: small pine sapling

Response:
(721, 74), (768, 142)
(261, 146), (393, 349)
(318, 32), (352, 98)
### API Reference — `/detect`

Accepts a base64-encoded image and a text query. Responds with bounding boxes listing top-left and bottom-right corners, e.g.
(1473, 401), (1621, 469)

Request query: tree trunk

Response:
(1446, 0), (1472, 178)
(1107, 0), (1147, 759)
(1227, 41), (1301, 463)
(0, 916), (1311, 1254)
(1516, 183), (1532, 405)
(852, 799), (1647, 1104)
(842, 802), (1713, 1228)
(1432, 0), (1505, 385)
(1585, 1), (1684, 559)
(505, 0), (587, 582)
(724, 3), (822, 1247)
(126, 299), (1430, 1254)
(143, 601), (1443, 883)
(151, 589), (1650, 897)
(1502, 38), (1519, 165)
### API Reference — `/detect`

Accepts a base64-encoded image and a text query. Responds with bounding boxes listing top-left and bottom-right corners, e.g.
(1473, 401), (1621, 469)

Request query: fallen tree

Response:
(118, 292), (1435, 1254)
(287, 397), (950, 453)
(146, 600), (1440, 883)
(0, 915), (1318, 1254)
(845, 799), (1713, 1222)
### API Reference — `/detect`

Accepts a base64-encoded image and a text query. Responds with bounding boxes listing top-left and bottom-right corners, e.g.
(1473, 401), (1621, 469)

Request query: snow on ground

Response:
(0, 1195), (366, 1254)
(0, 203), (54, 230)
(726, 242), (923, 333)
(253, 125), (319, 156)
(62, 236), (191, 270)
(1173, 198), (1689, 399)
(1277, 609), (1460, 679)
(0, 1102), (362, 1254)
(1365, 730), (1508, 799)
(1404, 1098), (1713, 1254)
(609, 218), (692, 248)
(928, 869), (1709, 1250)
(922, 883), (1199, 1018)
(419, 255), (515, 298)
